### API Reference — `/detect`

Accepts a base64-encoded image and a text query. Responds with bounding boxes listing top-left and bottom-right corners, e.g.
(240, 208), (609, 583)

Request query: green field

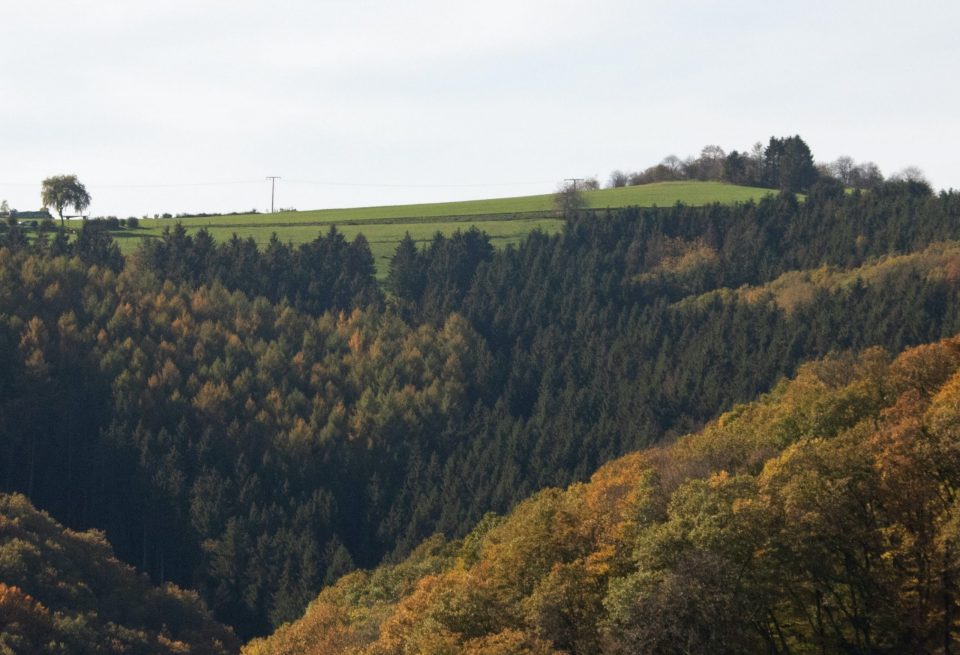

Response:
(113, 216), (562, 277)
(110, 181), (776, 277)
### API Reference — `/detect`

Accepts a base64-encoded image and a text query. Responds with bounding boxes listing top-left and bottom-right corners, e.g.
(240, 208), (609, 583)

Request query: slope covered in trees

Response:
(2, 172), (960, 637)
(0, 493), (237, 654)
(0, 245), (484, 636)
(379, 182), (960, 547)
(246, 335), (960, 654)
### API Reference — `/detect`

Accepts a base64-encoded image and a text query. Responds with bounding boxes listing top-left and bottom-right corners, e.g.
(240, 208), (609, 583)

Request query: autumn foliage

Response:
(247, 337), (960, 654)
(0, 493), (238, 654)
(4, 180), (960, 640)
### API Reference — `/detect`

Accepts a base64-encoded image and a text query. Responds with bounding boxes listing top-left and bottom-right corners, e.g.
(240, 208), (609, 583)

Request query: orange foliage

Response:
(247, 334), (960, 654)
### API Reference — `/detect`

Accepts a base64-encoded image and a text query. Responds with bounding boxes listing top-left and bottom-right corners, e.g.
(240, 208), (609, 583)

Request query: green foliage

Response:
(387, 232), (425, 302)
(40, 175), (91, 226)
(0, 243), (489, 637)
(553, 182), (587, 218)
(247, 336), (960, 653)
(137, 224), (382, 315)
(763, 135), (819, 192)
(108, 181), (775, 275)
(3, 176), (960, 642)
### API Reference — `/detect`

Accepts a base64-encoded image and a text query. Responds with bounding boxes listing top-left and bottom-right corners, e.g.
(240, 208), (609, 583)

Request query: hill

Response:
(672, 240), (960, 314)
(0, 493), (238, 654)
(245, 335), (960, 654)
(111, 181), (777, 275)
(3, 180), (960, 638)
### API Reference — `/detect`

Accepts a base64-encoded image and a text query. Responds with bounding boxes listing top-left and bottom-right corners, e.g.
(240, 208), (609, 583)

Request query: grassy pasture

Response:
(114, 216), (562, 278)
(109, 181), (776, 277)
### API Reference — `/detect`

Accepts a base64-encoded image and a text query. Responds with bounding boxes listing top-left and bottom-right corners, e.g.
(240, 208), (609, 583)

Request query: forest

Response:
(245, 335), (960, 653)
(2, 145), (960, 651)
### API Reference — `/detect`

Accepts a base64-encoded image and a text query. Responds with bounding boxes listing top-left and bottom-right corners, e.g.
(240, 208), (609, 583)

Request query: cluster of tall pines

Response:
(2, 149), (960, 644)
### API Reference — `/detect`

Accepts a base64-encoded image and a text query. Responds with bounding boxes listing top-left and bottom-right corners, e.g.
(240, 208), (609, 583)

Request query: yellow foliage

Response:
(887, 336), (960, 397)
(19, 316), (50, 380)
(460, 630), (559, 655)
(678, 242), (960, 315)
(192, 380), (232, 422)
(248, 334), (960, 655)
(925, 368), (960, 437)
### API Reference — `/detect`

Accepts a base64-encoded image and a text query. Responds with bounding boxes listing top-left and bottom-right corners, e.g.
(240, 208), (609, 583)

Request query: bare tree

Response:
(849, 162), (884, 189)
(627, 170), (648, 186)
(554, 180), (587, 217)
(743, 142), (765, 185)
(608, 170), (629, 188)
(661, 155), (684, 175)
(697, 145), (726, 180)
(891, 166), (928, 184)
(830, 156), (855, 186)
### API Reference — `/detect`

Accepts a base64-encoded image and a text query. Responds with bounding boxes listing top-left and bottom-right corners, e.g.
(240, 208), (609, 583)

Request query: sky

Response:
(1, 0), (958, 217)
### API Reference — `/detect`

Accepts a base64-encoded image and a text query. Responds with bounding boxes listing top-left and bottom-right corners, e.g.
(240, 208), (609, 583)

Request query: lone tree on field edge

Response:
(554, 179), (587, 218)
(41, 175), (91, 227)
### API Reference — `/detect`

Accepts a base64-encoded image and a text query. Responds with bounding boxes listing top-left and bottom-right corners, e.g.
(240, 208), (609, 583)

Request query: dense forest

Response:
(245, 335), (960, 654)
(2, 152), (960, 647)
(0, 493), (237, 653)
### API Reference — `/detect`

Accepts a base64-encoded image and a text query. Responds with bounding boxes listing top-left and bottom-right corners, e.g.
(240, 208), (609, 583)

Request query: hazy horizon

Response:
(2, 0), (958, 217)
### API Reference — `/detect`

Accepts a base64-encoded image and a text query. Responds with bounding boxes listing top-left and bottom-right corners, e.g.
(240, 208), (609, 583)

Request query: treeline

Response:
(138, 224), (381, 315)
(3, 180), (960, 637)
(0, 217), (123, 270)
(246, 335), (960, 654)
(607, 134), (918, 193)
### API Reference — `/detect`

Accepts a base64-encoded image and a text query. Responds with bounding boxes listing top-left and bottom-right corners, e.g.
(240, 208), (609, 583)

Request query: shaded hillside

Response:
(0, 493), (238, 654)
(3, 182), (960, 636)
(674, 240), (960, 314)
(247, 335), (960, 654)
(382, 185), (960, 555)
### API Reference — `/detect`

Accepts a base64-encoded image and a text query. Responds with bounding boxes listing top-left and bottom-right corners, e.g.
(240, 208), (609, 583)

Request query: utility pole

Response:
(564, 177), (584, 191)
(266, 176), (281, 213)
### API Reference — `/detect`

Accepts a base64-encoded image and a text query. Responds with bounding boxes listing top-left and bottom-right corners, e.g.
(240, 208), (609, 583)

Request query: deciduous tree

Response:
(41, 174), (90, 226)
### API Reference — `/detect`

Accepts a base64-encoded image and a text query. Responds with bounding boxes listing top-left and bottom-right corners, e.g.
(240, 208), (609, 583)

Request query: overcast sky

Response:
(1, 0), (958, 217)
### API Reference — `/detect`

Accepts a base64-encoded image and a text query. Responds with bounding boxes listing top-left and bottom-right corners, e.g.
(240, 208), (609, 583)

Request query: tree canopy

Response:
(246, 335), (960, 654)
(2, 171), (959, 642)
(41, 174), (91, 226)
(0, 493), (238, 654)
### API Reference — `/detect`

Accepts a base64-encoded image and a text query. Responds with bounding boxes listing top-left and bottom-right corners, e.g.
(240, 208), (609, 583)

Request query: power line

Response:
(0, 180), (261, 189)
(90, 180), (262, 189)
(266, 176), (281, 213)
(283, 179), (554, 189)
(1, 178), (554, 190)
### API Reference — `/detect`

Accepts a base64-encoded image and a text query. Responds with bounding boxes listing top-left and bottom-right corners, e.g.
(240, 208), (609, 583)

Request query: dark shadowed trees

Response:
(388, 233), (426, 301)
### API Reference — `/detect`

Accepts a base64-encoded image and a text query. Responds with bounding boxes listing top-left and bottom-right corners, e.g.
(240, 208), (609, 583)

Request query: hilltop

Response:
(111, 181), (776, 274)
